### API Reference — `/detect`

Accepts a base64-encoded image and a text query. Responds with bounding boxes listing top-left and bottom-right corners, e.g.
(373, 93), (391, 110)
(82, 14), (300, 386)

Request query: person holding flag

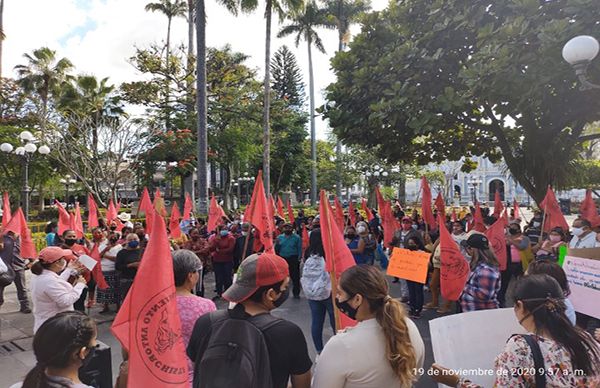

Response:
(459, 234), (501, 312)
(275, 223), (303, 299)
(96, 230), (123, 314)
(0, 230), (32, 313)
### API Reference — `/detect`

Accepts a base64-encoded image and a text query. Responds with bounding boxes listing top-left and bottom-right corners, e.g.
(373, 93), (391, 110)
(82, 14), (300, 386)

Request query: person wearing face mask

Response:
(60, 230), (92, 311)
(275, 223), (303, 298)
(233, 223), (255, 271)
(391, 216), (422, 302)
(569, 218), (597, 249)
(209, 226), (236, 300)
(30, 247), (87, 333)
(533, 227), (566, 261)
(431, 275), (600, 387)
(524, 211), (543, 246)
(313, 265), (424, 388)
(405, 237), (427, 319)
(183, 228), (211, 296)
(344, 226), (364, 265)
(356, 221), (377, 265)
(96, 231), (123, 314)
(187, 253), (312, 388)
(459, 234), (501, 312)
(13, 311), (98, 388)
(115, 233), (141, 304)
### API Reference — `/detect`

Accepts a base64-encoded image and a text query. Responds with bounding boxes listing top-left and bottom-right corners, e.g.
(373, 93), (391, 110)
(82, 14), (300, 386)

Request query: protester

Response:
(0, 231), (31, 313)
(209, 225), (235, 300)
(506, 222), (532, 272)
(391, 216), (423, 290)
(115, 233), (141, 304)
(44, 222), (58, 247)
(18, 311), (97, 388)
(97, 231), (122, 313)
(569, 218), (597, 248)
(301, 221), (335, 355)
(233, 223), (255, 271)
(406, 236), (426, 319)
(60, 229), (91, 311)
(532, 227), (567, 261)
(344, 226), (362, 265)
(432, 274), (600, 387)
(526, 259), (576, 325)
(524, 211), (543, 246)
(459, 234), (501, 312)
(275, 223), (303, 299)
(182, 227), (210, 297)
(356, 221), (376, 265)
(173, 250), (216, 385)
(30, 247), (87, 333)
(187, 253), (312, 388)
(313, 265), (424, 387)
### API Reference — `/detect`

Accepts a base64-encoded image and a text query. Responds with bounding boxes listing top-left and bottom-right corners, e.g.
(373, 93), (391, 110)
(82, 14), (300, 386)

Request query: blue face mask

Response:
(220, 230), (229, 237)
(128, 240), (139, 248)
(412, 224), (418, 230)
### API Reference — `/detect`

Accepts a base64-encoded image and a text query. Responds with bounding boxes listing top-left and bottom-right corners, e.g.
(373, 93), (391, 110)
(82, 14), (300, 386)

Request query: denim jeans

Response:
(407, 280), (424, 314)
(0, 269), (30, 309)
(308, 298), (335, 353)
(214, 261), (234, 296)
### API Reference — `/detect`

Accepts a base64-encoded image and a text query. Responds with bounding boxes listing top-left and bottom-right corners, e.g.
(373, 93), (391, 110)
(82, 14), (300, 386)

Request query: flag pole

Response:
(323, 191), (342, 331)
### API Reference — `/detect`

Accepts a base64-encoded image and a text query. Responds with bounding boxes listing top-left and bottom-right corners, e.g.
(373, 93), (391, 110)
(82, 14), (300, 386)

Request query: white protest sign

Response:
(77, 255), (97, 272)
(563, 255), (600, 319)
(429, 308), (526, 387)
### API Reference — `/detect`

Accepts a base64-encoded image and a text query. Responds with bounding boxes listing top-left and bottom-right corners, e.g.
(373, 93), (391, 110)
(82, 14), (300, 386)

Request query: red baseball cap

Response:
(38, 247), (76, 264)
(223, 253), (289, 303)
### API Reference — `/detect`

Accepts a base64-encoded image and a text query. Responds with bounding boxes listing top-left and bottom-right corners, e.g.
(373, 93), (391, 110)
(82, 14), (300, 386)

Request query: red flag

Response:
(246, 172), (275, 253)
(72, 202), (84, 239)
(513, 199), (520, 220)
(183, 193), (193, 221)
(138, 187), (152, 216)
(301, 224), (309, 254)
(269, 195), (277, 218)
(438, 214), (470, 301)
(55, 200), (71, 235)
(106, 199), (118, 223)
(114, 218), (125, 232)
(334, 196), (345, 233)
(277, 196), (285, 219)
(111, 212), (188, 387)
(348, 201), (357, 226)
(361, 198), (373, 221)
(2, 192), (11, 227)
(580, 190), (600, 227)
(89, 244), (109, 290)
(421, 177), (436, 229)
(502, 208), (510, 227)
(484, 218), (508, 271)
(451, 209), (457, 222)
(169, 203), (182, 239)
(434, 192), (446, 219)
(472, 202), (486, 232)
(493, 190), (504, 218)
(153, 188), (167, 217)
(145, 209), (154, 236)
(381, 201), (399, 249)
(286, 199), (295, 224)
(319, 190), (356, 329)
(243, 182), (258, 223)
(4, 208), (37, 259)
(539, 186), (569, 232)
(207, 194), (226, 232)
(87, 194), (99, 230)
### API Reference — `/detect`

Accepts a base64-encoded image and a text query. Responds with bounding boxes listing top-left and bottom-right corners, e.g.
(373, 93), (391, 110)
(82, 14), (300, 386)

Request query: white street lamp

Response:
(24, 143), (37, 153)
(374, 171), (380, 177)
(382, 171), (389, 177)
(38, 145), (50, 155)
(15, 146), (26, 155)
(0, 143), (13, 153)
(19, 130), (35, 142)
(563, 35), (600, 90)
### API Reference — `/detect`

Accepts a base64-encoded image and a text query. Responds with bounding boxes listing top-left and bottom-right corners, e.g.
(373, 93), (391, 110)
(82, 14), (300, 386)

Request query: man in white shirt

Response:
(569, 218), (597, 249)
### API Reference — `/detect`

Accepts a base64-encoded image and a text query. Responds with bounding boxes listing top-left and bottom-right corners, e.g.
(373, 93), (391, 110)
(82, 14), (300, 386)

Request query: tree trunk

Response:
(335, 9), (344, 199)
(0, 0), (4, 79)
(165, 16), (172, 130)
(195, 0), (208, 214)
(186, 0), (195, 128)
(308, 38), (317, 206)
(262, 0), (273, 193)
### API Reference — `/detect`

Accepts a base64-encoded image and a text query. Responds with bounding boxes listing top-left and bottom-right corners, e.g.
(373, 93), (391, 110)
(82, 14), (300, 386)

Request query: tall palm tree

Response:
(195, 0), (253, 214)
(262, 0), (304, 193)
(325, 0), (370, 198)
(14, 47), (73, 129)
(278, 2), (328, 206)
(0, 0), (5, 79)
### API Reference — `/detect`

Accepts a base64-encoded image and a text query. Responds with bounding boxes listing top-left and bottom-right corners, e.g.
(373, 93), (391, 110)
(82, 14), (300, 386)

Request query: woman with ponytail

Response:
(313, 265), (424, 387)
(16, 311), (97, 388)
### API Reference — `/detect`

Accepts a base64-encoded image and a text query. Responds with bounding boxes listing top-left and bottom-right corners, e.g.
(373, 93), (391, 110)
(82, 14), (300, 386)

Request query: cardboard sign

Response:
(430, 308), (526, 387)
(386, 248), (429, 284)
(563, 255), (600, 319)
(77, 255), (97, 272)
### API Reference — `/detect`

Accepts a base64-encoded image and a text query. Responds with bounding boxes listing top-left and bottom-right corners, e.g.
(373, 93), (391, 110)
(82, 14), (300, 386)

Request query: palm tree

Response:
(14, 47), (73, 128)
(0, 0), (5, 79)
(195, 0), (253, 214)
(325, 0), (370, 198)
(278, 2), (328, 206)
(262, 0), (305, 193)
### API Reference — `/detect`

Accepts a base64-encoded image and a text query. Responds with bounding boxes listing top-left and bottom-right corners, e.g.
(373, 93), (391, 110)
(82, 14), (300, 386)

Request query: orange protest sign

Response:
(386, 248), (430, 284)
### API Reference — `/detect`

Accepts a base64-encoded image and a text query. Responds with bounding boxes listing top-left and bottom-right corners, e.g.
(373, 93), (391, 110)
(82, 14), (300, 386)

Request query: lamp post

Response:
(1, 131), (51, 221)
(562, 35), (600, 90)
(239, 175), (254, 205)
(59, 175), (77, 208)
(467, 176), (482, 204)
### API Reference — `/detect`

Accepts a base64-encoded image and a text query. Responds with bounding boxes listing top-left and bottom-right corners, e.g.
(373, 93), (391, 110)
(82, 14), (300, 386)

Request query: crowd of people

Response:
(1, 200), (600, 387)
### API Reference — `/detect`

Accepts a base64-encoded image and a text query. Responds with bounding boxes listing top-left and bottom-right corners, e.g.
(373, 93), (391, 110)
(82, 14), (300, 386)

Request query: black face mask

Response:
(81, 346), (96, 368)
(407, 245), (418, 251)
(109, 226), (117, 231)
(335, 297), (358, 320)
(284, 230), (292, 235)
(509, 228), (519, 235)
(346, 234), (356, 239)
(64, 239), (77, 247)
(273, 287), (289, 308)
(109, 238), (119, 244)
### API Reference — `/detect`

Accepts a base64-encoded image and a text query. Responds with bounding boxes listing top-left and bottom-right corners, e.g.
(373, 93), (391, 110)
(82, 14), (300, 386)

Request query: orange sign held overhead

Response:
(386, 248), (430, 284)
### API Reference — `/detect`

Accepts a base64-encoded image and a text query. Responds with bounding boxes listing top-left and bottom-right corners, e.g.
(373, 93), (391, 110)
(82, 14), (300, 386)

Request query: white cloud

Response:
(3, 0), (388, 139)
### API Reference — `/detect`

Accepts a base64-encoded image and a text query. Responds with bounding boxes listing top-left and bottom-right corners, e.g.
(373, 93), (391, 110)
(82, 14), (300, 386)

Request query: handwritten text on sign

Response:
(563, 255), (600, 319)
(386, 248), (430, 284)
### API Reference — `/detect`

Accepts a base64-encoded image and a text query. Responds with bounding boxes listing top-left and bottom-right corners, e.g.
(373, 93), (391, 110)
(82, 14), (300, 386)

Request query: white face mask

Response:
(241, 231), (248, 236)
(533, 222), (541, 228)
(571, 227), (584, 237)
(58, 259), (67, 272)
(357, 226), (367, 234)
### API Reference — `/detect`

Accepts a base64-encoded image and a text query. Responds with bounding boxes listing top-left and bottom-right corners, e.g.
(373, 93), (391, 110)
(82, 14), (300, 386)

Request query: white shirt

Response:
(31, 269), (87, 333)
(569, 231), (597, 249)
(101, 245), (122, 272)
(313, 317), (425, 388)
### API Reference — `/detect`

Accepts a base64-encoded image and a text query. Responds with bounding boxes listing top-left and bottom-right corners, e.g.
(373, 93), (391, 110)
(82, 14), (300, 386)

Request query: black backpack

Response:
(195, 309), (282, 388)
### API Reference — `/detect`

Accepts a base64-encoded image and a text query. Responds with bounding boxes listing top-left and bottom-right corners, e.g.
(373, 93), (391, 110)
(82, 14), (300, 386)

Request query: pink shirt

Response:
(176, 294), (217, 385)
